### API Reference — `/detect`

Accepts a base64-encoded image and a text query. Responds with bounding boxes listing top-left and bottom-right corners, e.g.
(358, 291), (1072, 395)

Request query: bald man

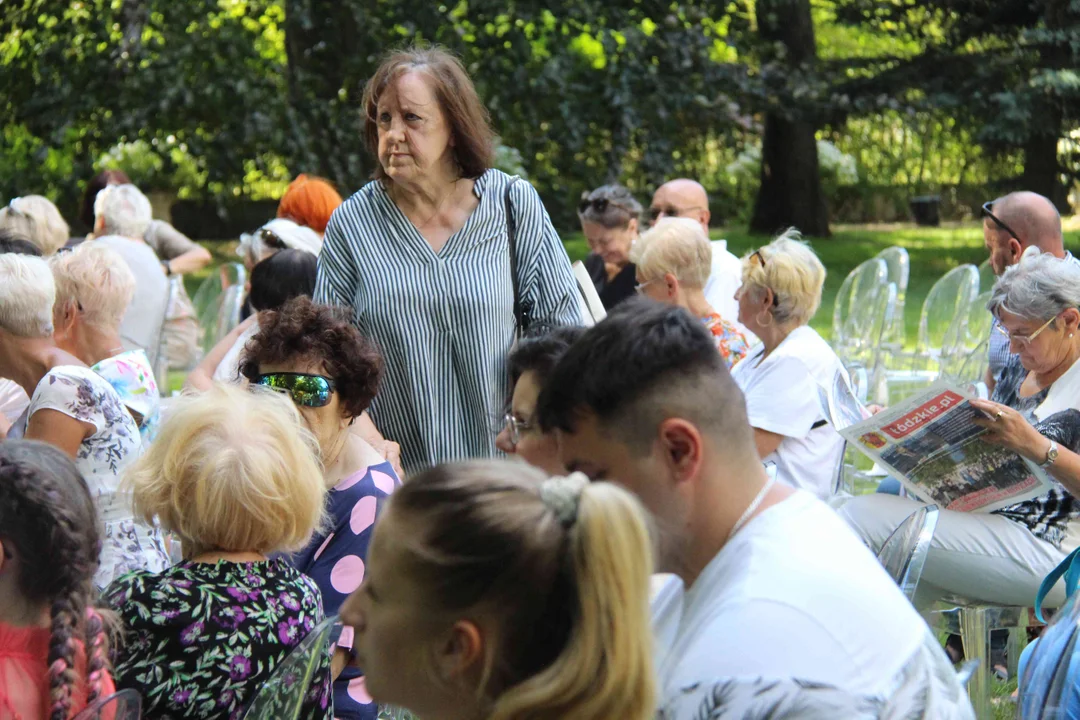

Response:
(983, 191), (1075, 391)
(650, 179), (747, 336)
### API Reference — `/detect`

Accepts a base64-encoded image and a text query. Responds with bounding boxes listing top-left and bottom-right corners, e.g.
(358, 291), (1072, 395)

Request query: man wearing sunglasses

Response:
(650, 179), (748, 338)
(982, 191), (1074, 392)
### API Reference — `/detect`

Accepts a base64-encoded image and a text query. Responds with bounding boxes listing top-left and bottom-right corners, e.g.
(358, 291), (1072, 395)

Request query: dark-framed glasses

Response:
(648, 205), (704, 222)
(579, 194), (633, 216)
(749, 249), (767, 267)
(994, 314), (1057, 347)
(981, 200), (1023, 244)
(260, 227), (288, 250)
(256, 372), (337, 408)
(503, 412), (532, 446)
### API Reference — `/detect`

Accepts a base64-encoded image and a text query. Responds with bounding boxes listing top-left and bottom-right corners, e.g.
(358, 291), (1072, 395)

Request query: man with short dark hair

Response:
(537, 299), (973, 718)
(982, 191), (1072, 392)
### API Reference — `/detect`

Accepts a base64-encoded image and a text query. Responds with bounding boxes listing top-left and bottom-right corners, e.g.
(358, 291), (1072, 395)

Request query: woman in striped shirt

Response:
(315, 46), (580, 474)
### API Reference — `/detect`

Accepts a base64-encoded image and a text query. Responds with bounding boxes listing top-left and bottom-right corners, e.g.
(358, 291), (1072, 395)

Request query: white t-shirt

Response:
(730, 325), (846, 498)
(652, 491), (973, 718)
(1035, 353), (1080, 421)
(95, 235), (169, 356)
(213, 320), (261, 384)
(704, 240), (755, 342)
(0, 379), (29, 424)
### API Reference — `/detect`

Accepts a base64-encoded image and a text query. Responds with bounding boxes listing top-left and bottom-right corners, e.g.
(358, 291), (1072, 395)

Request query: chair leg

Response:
(1006, 618), (1027, 679)
(960, 607), (991, 719)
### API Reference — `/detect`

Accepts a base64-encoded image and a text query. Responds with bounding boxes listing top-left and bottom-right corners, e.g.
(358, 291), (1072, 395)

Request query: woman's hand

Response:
(970, 399), (1050, 463)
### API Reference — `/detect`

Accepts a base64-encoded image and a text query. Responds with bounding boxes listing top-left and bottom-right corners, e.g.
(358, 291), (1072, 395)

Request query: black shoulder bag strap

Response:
(504, 178), (527, 336)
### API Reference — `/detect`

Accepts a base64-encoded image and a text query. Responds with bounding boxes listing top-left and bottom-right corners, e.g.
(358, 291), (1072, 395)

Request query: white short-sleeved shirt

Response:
(213, 320), (261, 385)
(729, 325), (846, 498)
(28, 366), (168, 588)
(0, 379), (29, 424)
(95, 235), (169, 356)
(704, 240), (755, 342)
(652, 491), (974, 718)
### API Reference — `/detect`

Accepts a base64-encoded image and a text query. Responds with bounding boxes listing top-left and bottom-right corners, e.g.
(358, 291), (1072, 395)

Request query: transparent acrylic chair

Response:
(939, 291), (993, 382)
(978, 258), (996, 294)
(875, 246), (910, 352)
(876, 505), (939, 603)
(832, 258), (888, 362)
(1016, 593), (1080, 719)
(241, 614), (337, 719)
(193, 262), (247, 355)
(72, 688), (142, 720)
(884, 264), (980, 403)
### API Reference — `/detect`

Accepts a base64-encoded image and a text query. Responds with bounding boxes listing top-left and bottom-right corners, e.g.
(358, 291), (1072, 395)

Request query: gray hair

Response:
(988, 246), (1080, 322)
(0, 253), (56, 337)
(578, 184), (642, 230)
(94, 183), (152, 239)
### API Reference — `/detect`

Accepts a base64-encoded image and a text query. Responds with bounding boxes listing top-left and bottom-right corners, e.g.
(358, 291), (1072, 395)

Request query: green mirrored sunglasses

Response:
(255, 372), (337, 408)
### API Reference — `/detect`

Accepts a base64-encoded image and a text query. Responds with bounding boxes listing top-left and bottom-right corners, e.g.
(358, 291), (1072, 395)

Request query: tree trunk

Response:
(749, 0), (830, 237)
(1022, 130), (1069, 213)
(283, 1), (367, 192)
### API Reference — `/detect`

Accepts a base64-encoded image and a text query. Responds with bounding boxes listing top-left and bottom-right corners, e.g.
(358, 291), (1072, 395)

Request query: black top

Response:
(584, 253), (637, 310)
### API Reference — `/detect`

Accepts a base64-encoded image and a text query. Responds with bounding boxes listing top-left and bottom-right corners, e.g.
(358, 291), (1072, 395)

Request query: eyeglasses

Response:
(635, 279), (656, 295)
(994, 315), (1057, 347)
(981, 200), (1023, 244)
(255, 372), (337, 408)
(749, 249), (767, 267)
(503, 412), (532, 446)
(648, 205), (704, 222)
(260, 227), (288, 250)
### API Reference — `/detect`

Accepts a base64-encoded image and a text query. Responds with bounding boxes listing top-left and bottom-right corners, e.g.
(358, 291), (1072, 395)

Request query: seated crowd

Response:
(6, 43), (1080, 720)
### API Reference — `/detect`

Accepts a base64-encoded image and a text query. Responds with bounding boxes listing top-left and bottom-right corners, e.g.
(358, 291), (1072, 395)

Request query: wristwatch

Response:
(1042, 440), (1060, 468)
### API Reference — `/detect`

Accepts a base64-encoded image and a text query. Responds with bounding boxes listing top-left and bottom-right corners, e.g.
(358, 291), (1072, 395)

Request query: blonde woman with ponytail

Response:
(339, 459), (656, 720)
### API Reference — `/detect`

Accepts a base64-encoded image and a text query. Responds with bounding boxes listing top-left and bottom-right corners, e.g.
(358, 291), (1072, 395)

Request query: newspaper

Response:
(839, 380), (1055, 513)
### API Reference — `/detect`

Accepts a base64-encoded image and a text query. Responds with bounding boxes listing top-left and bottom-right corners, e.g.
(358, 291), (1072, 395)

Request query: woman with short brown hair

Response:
(316, 45), (581, 474)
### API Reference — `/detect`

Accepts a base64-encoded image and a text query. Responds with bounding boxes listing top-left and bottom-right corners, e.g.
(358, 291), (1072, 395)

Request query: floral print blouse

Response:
(93, 349), (161, 443)
(105, 559), (333, 720)
(27, 366), (168, 589)
(702, 312), (750, 369)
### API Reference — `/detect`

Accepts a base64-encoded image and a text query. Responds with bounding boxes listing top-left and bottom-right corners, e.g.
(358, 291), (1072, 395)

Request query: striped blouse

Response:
(315, 169), (581, 474)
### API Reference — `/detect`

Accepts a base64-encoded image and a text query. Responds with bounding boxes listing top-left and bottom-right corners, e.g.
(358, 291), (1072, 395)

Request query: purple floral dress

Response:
(105, 559), (332, 719)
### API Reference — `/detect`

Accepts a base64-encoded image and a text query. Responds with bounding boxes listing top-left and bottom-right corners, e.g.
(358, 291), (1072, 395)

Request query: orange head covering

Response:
(277, 174), (343, 235)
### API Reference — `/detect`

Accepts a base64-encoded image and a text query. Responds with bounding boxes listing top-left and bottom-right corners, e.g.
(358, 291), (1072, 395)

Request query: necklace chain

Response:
(727, 475), (777, 541)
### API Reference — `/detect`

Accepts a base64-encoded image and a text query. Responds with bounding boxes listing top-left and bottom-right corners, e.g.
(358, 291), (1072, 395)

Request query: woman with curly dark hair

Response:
(0, 440), (116, 719)
(240, 296), (399, 720)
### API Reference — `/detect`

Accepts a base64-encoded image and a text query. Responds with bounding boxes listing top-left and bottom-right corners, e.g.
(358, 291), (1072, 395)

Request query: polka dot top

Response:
(288, 461), (401, 719)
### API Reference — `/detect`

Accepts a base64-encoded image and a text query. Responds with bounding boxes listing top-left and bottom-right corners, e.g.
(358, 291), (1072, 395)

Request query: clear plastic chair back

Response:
(875, 246), (910, 347)
(72, 688), (142, 720)
(922, 264), (980, 359)
(876, 505), (939, 603)
(240, 614), (337, 720)
(832, 258), (888, 356)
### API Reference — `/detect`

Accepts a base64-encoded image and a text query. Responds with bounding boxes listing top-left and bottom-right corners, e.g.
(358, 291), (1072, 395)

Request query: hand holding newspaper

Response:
(837, 380), (1054, 513)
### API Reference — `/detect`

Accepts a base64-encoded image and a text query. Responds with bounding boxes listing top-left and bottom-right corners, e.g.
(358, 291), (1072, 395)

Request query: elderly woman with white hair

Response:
(92, 183), (169, 358)
(0, 195), (70, 255)
(839, 248), (1080, 610)
(633, 217), (748, 368)
(729, 229), (849, 500)
(0, 253), (168, 589)
(51, 242), (161, 441)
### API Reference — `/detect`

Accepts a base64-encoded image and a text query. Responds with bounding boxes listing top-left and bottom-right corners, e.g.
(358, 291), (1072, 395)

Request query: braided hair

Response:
(0, 440), (106, 719)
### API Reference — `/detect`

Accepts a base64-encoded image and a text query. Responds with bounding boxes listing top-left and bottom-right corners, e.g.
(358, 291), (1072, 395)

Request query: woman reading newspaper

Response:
(839, 249), (1080, 611)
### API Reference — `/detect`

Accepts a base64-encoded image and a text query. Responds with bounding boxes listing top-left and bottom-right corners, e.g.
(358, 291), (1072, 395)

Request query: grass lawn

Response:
(188, 220), (1080, 352)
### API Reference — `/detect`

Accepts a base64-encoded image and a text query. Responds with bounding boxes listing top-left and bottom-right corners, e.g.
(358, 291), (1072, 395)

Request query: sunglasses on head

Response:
(981, 200), (1023, 245)
(578, 195), (632, 216)
(260, 227), (288, 250)
(255, 372), (337, 408)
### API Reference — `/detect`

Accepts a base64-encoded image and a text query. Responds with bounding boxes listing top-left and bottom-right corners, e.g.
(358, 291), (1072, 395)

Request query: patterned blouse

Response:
(702, 312), (749, 369)
(289, 462), (400, 719)
(991, 355), (1080, 546)
(93, 349), (161, 443)
(27, 366), (168, 589)
(105, 559), (332, 720)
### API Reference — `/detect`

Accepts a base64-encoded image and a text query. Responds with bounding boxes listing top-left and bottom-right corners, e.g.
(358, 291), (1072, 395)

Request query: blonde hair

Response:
(93, 184), (152, 239)
(49, 242), (136, 331)
(0, 196), (70, 255)
(390, 461), (655, 720)
(125, 383), (327, 557)
(741, 228), (826, 326)
(632, 217), (712, 289)
(0, 253), (56, 337)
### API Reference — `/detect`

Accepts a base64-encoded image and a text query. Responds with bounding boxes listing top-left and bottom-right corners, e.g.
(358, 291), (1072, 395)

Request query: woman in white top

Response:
(729, 229), (848, 499)
(0, 254), (167, 589)
(839, 248), (1080, 609)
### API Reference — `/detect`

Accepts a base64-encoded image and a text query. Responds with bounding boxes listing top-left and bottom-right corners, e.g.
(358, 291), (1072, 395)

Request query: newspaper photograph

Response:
(839, 380), (1055, 513)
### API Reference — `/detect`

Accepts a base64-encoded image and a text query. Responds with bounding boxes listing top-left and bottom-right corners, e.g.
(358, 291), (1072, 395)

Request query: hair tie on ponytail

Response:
(540, 473), (588, 527)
